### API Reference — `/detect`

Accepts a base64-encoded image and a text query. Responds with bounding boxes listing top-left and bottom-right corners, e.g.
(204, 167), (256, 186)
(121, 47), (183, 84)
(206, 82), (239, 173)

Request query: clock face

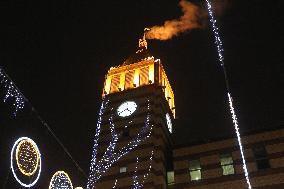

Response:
(117, 101), (137, 117)
(165, 113), (172, 133)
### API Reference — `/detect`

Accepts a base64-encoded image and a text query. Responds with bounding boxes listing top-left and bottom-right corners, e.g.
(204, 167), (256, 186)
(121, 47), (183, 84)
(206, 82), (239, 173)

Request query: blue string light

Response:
(0, 68), (25, 115)
(133, 150), (154, 189)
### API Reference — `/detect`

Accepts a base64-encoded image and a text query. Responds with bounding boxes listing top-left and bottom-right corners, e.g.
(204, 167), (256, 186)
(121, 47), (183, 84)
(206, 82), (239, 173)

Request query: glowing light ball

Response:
(11, 137), (41, 187)
(49, 171), (73, 189)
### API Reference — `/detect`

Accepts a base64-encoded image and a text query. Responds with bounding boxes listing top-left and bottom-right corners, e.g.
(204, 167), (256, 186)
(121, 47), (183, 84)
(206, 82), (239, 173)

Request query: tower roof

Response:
(122, 48), (153, 65)
(123, 28), (152, 65)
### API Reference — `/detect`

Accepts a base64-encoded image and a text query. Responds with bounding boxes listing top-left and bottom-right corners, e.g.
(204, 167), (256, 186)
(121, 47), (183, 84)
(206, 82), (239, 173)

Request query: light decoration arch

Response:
(49, 171), (73, 189)
(10, 137), (41, 188)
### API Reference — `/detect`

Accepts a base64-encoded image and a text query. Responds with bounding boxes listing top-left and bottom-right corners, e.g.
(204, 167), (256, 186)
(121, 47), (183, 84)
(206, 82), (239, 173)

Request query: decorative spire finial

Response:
(138, 28), (150, 50)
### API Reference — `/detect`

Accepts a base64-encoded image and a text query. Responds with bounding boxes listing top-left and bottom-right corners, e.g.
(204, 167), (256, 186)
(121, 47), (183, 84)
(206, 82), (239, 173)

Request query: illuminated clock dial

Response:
(165, 113), (172, 133)
(117, 101), (137, 117)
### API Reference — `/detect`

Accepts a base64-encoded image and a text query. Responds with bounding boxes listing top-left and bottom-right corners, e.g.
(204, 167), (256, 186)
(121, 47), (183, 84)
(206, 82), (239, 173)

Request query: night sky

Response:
(0, 0), (283, 188)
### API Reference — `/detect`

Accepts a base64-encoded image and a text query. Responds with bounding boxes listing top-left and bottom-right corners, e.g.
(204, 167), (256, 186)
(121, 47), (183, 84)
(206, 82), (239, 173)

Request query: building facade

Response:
(173, 128), (284, 189)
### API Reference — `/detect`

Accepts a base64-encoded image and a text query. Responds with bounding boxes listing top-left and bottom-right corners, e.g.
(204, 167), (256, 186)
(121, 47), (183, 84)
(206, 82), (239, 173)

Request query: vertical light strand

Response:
(133, 149), (154, 189)
(228, 93), (251, 188)
(112, 179), (118, 189)
(205, 0), (252, 188)
(205, 0), (224, 64)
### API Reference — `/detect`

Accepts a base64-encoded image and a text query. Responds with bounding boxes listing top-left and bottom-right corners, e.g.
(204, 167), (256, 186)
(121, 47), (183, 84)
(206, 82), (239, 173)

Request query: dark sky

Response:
(0, 0), (283, 188)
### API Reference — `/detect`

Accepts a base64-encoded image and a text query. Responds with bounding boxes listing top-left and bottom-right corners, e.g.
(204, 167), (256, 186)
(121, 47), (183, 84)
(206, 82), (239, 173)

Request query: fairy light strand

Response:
(228, 93), (251, 188)
(0, 68), (25, 115)
(133, 150), (154, 189)
(205, 0), (252, 188)
(205, 0), (224, 64)
(112, 179), (118, 188)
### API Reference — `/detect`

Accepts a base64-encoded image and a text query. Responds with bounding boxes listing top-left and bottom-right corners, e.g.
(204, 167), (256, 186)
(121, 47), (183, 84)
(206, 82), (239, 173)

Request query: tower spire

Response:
(138, 28), (150, 50)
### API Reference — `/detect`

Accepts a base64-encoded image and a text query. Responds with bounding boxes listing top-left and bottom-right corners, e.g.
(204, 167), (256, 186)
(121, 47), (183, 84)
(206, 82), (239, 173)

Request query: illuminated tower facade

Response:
(87, 35), (175, 189)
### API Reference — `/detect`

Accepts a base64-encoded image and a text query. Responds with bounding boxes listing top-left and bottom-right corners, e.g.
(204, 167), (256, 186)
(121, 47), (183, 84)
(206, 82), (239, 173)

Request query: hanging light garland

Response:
(133, 150), (154, 189)
(205, 0), (252, 188)
(0, 68), (25, 115)
(49, 171), (73, 189)
(87, 99), (153, 189)
(10, 137), (42, 188)
(112, 179), (118, 188)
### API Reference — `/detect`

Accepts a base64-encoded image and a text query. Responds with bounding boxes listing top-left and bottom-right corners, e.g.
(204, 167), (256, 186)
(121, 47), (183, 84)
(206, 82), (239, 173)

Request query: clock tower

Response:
(87, 32), (175, 189)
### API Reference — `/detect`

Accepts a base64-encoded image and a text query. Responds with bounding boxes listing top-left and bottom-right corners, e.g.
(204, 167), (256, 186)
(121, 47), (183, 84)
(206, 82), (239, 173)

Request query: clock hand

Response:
(119, 109), (126, 114)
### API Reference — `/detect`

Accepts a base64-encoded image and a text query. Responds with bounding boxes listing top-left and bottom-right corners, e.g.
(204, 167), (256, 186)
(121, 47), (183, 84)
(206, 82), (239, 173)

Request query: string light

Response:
(205, 0), (252, 188)
(49, 171), (73, 189)
(228, 93), (251, 188)
(133, 150), (154, 189)
(10, 137), (41, 188)
(205, 0), (224, 64)
(0, 68), (25, 115)
(112, 179), (118, 188)
(87, 99), (153, 189)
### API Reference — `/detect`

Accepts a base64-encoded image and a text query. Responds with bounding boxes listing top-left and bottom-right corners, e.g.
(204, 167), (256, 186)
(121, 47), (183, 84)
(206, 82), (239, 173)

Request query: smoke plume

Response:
(145, 0), (206, 40)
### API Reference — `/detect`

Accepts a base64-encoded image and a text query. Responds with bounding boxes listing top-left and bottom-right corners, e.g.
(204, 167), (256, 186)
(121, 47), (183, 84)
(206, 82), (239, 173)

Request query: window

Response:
(167, 171), (175, 185)
(189, 159), (201, 181)
(253, 146), (270, 170)
(124, 70), (135, 89)
(139, 66), (149, 86)
(119, 167), (127, 173)
(220, 153), (235, 175)
(110, 74), (120, 93)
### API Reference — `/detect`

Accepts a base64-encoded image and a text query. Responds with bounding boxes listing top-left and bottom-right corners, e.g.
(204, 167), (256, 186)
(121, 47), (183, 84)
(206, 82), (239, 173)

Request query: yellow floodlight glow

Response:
(119, 73), (125, 91)
(134, 69), (140, 87)
(104, 75), (112, 94)
(149, 63), (154, 83)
